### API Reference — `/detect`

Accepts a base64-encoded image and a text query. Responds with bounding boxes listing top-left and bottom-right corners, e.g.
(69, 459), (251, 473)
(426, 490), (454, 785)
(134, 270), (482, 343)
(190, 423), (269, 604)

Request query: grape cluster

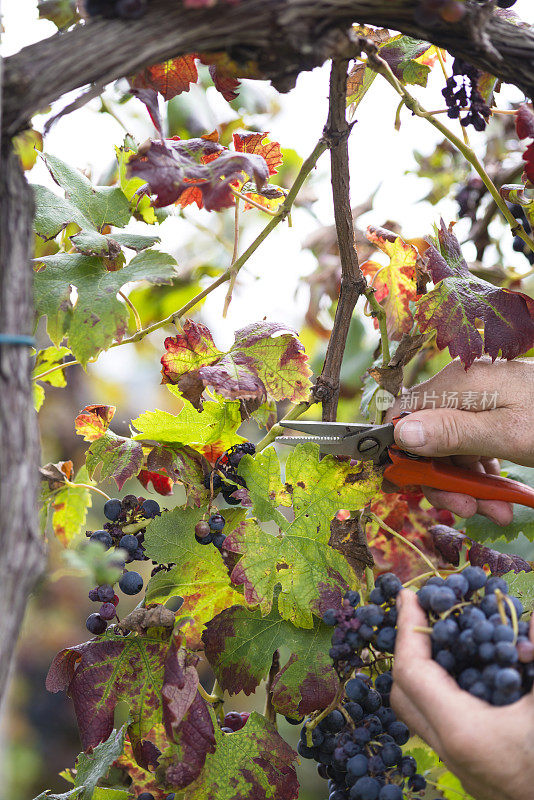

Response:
(84, 0), (149, 20)
(85, 495), (161, 634)
(417, 568), (534, 705)
(298, 670), (430, 800)
(325, 574), (402, 678)
(203, 442), (255, 505)
(195, 513), (228, 550)
(220, 710), (250, 733)
(442, 58), (490, 131)
(509, 203), (534, 265)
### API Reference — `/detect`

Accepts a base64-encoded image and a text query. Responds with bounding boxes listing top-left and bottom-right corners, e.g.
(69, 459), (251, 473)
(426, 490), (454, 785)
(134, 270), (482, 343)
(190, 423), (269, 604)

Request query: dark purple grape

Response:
(86, 613), (107, 635)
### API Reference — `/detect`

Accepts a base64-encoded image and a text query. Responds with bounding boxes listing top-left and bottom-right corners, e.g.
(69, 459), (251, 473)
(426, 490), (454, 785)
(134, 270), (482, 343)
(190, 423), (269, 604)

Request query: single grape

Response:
(142, 499), (161, 518)
(378, 786), (403, 800)
(119, 571), (144, 595)
(284, 715), (304, 725)
(88, 588), (99, 602)
(323, 608), (338, 626)
(97, 584), (115, 603)
(116, 0), (148, 19)
(138, 794), (155, 800)
(208, 514), (226, 533)
(195, 521), (211, 539)
(122, 494), (139, 510)
(223, 711), (246, 732)
(195, 531), (214, 545)
(212, 532), (227, 549)
(90, 530), (113, 549)
(350, 775), (380, 799)
(99, 602), (117, 620)
(119, 534), (139, 555)
(103, 498), (122, 521)
(86, 613), (107, 635)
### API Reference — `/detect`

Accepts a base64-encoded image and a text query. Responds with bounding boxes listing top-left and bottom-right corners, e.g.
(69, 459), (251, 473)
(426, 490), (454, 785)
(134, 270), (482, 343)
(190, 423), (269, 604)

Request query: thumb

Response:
(394, 407), (504, 458)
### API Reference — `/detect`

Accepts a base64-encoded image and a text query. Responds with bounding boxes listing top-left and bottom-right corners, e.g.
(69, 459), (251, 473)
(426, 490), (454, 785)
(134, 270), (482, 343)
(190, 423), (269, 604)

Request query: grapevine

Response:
(3, 3), (534, 800)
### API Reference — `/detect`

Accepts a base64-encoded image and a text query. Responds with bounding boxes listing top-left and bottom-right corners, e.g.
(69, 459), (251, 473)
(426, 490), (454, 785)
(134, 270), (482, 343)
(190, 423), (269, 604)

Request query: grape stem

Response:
(118, 290), (142, 331)
(122, 519), (153, 535)
(305, 684), (346, 747)
(63, 480), (110, 500)
(363, 510), (440, 576)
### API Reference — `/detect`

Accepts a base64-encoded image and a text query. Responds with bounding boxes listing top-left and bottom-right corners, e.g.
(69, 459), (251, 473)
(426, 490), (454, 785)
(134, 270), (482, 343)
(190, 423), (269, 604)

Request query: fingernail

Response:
(397, 420), (426, 448)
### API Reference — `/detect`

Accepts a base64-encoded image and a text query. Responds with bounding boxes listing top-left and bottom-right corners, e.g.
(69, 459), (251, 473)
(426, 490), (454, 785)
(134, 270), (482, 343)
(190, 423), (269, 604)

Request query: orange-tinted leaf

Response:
(361, 227), (419, 340)
(208, 64), (240, 101)
(240, 180), (285, 212)
(114, 737), (162, 797)
(127, 137), (268, 211)
(133, 55), (199, 101)
(138, 469), (174, 496)
(233, 132), (283, 176)
(75, 404), (116, 442)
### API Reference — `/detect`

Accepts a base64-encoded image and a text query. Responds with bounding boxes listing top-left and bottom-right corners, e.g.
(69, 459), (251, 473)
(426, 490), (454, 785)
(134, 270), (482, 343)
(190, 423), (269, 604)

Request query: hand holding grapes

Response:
(392, 590), (534, 800)
(387, 358), (534, 524)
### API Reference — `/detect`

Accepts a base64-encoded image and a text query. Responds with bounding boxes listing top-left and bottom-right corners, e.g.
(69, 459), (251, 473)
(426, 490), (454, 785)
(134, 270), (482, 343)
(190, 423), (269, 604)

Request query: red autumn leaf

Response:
(46, 634), (169, 750)
(161, 319), (312, 406)
(232, 132), (283, 176)
(430, 524), (467, 567)
(75, 404), (116, 442)
(416, 220), (534, 368)
(138, 469), (174, 496)
(208, 63), (240, 101)
(127, 137), (269, 211)
(161, 637), (201, 742)
(516, 104), (534, 184)
(132, 55), (199, 101)
(130, 87), (163, 136)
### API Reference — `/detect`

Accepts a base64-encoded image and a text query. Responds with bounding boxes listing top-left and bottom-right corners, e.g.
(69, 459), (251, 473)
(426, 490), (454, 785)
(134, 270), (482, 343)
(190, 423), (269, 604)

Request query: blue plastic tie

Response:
(0, 334), (36, 347)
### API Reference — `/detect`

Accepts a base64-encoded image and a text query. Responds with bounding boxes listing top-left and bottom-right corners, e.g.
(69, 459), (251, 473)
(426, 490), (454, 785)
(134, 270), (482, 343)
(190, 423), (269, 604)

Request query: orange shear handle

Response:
(384, 447), (534, 510)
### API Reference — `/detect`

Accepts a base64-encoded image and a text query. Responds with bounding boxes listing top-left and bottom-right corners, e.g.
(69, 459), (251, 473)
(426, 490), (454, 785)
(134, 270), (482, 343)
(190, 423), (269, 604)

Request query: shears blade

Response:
(276, 420), (394, 462)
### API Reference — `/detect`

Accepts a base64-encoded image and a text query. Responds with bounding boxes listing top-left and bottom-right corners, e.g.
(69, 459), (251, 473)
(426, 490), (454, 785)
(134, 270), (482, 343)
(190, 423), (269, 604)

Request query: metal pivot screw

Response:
(357, 437), (380, 456)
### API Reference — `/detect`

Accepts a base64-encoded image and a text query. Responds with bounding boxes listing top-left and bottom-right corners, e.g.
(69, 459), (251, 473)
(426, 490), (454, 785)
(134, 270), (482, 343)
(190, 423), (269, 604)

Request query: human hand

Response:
(388, 358), (534, 525)
(391, 589), (534, 800)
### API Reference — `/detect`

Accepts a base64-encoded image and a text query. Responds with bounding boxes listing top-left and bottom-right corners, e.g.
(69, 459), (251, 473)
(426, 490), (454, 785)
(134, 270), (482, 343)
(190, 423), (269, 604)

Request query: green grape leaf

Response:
(503, 570), (534, 614)
(33, 151), (137, 258)
(145, 506), (248, 646)
(161, 319), (312, 406)
(465, 463), (534, 543)
(132, 390), (245, 462)
(416, 220), (534, 368)
(237, 447), (291, 523)
(46, 465), (94, 547)
(42, 152), (131, 229)
(347, 32), (437, 112)
(226, 517), (357, 627)
(239, 443), (380, 540)
(34, 249), (179, 366)
(86, 431), (144, 490)
(202, 602), (336, 716)
(38, 0), (80, 29)
(46, 631), (188, 751)
(179, 711), (298, 800)
(34, 382), (45, 411)
(33, 345), (72, 386)
(74, 726), (127, 800)
(33, 790), (83, 800)
(92, 791), (130, 800)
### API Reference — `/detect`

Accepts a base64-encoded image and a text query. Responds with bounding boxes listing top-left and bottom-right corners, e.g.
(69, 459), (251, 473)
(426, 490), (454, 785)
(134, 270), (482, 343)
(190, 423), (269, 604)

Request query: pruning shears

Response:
(276, 418), (534, 509)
